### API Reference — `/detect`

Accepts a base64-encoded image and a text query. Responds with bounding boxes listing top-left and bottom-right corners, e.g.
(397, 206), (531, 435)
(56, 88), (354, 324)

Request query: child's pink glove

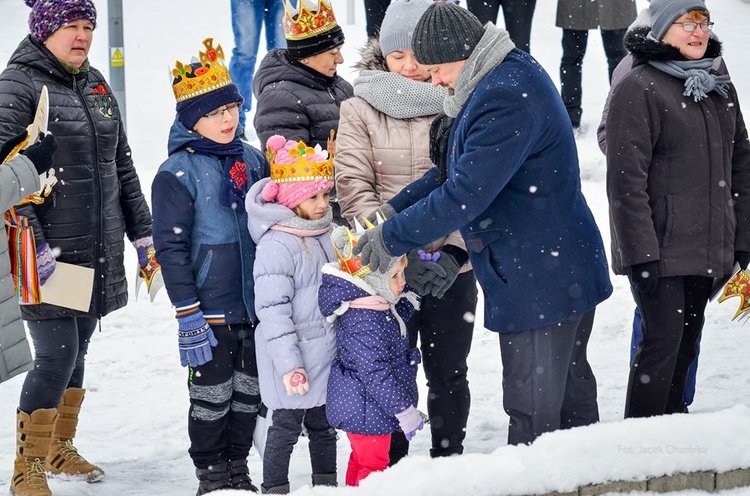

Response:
(283, 368), (309, 396)
(395, 406), (424, 441)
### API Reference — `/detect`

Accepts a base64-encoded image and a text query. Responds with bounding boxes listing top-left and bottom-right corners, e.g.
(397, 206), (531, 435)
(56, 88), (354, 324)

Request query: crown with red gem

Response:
(283, 0), (338, 41)
(172, 38), (232, 103)
(331, 216), (386, 278)
(265, 134), (334, 184)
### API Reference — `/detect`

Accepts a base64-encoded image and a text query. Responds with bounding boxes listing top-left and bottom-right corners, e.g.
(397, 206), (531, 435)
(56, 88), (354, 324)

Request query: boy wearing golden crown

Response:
(245, 134), (339, 493)
(319, 225), (423, 486)
(151, 38), (269, 495)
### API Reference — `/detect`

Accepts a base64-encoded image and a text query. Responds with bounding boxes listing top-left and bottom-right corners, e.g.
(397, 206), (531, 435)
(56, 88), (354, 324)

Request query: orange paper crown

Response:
(265, 138), (334, 184)
(172, 38), (232, 103)
(283, 0), (338, 41)
(331, 216), (386, 278)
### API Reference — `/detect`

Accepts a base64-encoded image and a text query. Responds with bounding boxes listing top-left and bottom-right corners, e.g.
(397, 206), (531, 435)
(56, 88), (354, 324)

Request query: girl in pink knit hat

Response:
(244, 134), (339, 492)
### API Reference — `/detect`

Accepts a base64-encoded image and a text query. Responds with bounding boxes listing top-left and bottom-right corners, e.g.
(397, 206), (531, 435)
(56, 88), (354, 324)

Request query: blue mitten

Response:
(36, 243), (56, 286)
(352, 223), (393, 273)
(176, 305), (218, 367)
(395, 406), (424, 441)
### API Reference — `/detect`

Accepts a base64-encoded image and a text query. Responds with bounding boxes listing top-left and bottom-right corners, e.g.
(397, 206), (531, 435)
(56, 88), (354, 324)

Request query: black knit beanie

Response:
(412, 2), (485, 65)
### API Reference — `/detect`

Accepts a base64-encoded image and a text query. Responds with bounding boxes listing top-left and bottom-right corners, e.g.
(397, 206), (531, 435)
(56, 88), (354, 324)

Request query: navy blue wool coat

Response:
(319, 265), (420, 435)
(384, 49), (612, 333)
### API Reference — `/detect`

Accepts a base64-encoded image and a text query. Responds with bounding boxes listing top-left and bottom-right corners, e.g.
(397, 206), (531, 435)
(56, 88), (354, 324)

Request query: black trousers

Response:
(187, 323), (261, 469)
(465, 0), (537, 53)
(19, 317), (98, 412)
(560, 28), (627, 127)
(625, 276), (712, 419)
(262, 406), (337, 489)
(390, 271), (478, 462)
(499, 310), (599, 446)
(364, 0), (390, 38)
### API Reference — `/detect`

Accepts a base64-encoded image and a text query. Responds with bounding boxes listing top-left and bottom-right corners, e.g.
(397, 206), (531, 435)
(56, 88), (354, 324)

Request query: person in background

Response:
(0, 2), (155, 494)
(606, 0), (750, 418)
(253, 0), (353, 225)
(152, 38), (268, 495)
(466, 0), (536, 53)
(321, 226), (423, 486)
(556, 0), (636, 130)
(246, 135), (338, 494)
(228, 0), (286, 140)
(0, 132), (56, 388)
(335, 0), (477, 462)
(364, 0), (389, 39)
(353, 2), (612, 446)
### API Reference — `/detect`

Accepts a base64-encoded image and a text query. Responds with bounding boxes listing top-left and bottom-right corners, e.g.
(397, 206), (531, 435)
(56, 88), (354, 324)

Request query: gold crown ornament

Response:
(172, 38), (232, 102)
(331, 216), (386, 278)
(265, 137), (334, 184)
(283, 0), (338, 41)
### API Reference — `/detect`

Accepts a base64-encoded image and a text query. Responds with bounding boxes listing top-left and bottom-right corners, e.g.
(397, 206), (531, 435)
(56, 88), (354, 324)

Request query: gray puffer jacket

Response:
(246, 178), (337, 410)
(0, 155), (38, 384)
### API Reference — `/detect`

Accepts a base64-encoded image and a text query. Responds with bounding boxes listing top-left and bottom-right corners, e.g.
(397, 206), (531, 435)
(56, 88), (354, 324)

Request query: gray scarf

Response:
(444, 24), (515, 117)
(353, 70), (446, 119)
(648, 57), (730, 102)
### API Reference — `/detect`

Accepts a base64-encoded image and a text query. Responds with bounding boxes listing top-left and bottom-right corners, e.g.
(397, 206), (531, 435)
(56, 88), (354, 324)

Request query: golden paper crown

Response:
(172, 38), (232, 103)
(265, 136), (334, 184)
(331, 216), (386, 278)
(283, 0), (338, 41)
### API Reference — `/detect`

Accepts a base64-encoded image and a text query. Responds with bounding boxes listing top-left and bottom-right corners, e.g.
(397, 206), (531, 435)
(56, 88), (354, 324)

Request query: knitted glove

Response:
(429, 112), (455, 182)
(176, 306), (218, 367)
(0, 129), (28, 164)
(282, 368), (310, 396)
(364, 203), (396, 224)
(134, 236), (154, 268)
(395, 406), (424, 441)
(21, 133), (57, 175)
(352, 223), (393, 273)
(405, 250), (446, 296)
(735, 251), (750, 271)
(36, 242), (56, 286)
(629, 261), (660, 295)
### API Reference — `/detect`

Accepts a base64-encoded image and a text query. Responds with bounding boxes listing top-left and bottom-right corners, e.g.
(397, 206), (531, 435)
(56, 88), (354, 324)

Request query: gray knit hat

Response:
(412, 2), (485, 65)
(379, 0), (433, 56)
(649, 0), (707, 40)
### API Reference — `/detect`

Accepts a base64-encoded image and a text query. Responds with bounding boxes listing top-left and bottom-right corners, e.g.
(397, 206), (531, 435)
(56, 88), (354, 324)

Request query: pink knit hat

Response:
(261, 135), (334, 209)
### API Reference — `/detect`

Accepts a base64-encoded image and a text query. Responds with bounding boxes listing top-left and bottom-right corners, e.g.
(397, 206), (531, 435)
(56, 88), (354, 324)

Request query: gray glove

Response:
(411, 250), (461, 298)
(405, 250), (446, 296)
(364, 203), (396, 224)
(353, 223), (393, 273)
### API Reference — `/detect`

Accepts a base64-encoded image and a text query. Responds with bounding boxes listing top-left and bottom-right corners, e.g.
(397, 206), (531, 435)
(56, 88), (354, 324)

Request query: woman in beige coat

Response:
(334, 0), (478, 462)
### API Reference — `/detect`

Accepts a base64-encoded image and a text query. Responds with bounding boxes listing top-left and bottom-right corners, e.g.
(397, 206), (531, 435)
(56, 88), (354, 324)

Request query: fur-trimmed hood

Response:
(625, 25), (723, 65)
(353, 38), (388, 72)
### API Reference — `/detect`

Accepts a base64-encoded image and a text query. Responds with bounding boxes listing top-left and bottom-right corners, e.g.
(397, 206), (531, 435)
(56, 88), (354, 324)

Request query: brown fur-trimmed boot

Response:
(45, 388), (104, 482)
(10, 408), (57, 496)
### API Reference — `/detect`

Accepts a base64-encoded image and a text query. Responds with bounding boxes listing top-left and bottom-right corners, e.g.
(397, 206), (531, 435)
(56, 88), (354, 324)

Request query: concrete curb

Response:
(535, 467), (750, 496)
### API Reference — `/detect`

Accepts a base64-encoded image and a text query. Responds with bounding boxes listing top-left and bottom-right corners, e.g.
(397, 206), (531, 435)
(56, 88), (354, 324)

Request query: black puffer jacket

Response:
(0, 36), (152, 320)
(253, 48), (353, 150)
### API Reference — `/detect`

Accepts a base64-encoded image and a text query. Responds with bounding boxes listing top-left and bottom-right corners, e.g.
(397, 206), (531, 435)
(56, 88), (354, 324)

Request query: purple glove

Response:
(36, 243), (56, 286)
(134, 236), (154, 268)
(395, 406), (424, 441)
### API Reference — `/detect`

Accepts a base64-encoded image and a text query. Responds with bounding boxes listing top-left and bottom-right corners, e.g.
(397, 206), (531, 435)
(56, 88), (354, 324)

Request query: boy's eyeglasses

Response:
(672, 21), (714, 33)
(203, 102), (241, 120)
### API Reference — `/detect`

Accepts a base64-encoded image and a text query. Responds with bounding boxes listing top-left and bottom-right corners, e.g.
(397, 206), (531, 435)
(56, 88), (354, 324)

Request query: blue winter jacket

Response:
(383, 49), (612, 333)
(152, 119), (269, 324)
(319, 264), (420, 435)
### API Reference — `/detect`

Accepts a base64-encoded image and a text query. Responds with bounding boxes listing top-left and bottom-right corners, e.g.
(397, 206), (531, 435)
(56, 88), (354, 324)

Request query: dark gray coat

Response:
(0, 155), (38, 383)
(0, 36), (153, 320)
(556, 0), (636, 31)
(606, 28), (750, 277)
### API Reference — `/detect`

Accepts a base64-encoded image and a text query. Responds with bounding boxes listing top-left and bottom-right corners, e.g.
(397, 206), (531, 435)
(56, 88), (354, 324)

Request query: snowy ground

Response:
(1, 0), (750, 495)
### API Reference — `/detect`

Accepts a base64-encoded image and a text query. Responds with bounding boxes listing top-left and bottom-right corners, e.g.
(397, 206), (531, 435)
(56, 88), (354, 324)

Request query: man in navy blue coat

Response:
(354, 2), (613, 446)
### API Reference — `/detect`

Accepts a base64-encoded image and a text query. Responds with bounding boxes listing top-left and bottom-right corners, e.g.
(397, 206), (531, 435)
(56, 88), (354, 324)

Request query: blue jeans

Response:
(229, 0), (286, 128)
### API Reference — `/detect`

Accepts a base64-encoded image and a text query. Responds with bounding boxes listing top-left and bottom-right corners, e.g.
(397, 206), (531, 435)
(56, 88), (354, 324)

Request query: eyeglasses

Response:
(203, 102), (241, 120)
(672, 21), (714, 33)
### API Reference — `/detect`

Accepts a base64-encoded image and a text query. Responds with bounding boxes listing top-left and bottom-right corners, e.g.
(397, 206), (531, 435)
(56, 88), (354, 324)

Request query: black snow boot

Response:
(195, 461), (230, 495)
(229, 459), (258, 492)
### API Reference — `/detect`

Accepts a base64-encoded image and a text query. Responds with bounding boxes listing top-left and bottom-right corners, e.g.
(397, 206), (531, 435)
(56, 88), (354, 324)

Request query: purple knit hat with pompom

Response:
(25, 0), (97, 43)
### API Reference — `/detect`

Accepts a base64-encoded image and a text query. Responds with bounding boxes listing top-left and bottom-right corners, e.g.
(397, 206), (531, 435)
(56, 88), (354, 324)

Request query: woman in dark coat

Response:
(0, 2), (153, 493)
(606, 0), (750, 419)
